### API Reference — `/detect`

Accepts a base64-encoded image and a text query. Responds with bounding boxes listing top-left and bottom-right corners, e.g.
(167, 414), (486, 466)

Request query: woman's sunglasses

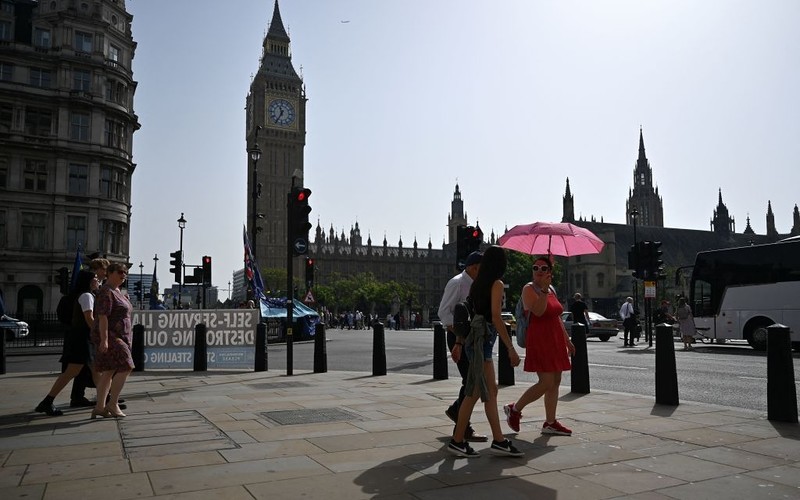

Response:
(532, 265), (551, 272)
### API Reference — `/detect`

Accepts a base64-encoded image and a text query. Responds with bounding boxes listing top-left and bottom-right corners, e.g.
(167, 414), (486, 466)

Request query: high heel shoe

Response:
(90, 408), (112, 419)
(105, 405), (126, 418)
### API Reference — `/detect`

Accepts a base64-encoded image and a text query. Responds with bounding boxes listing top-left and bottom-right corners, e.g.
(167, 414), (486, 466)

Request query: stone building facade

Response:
(0, 0), (139, 314)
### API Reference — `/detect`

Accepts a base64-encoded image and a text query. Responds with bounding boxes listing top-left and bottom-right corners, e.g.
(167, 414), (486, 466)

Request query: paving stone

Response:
(745, 464), (800, 488)
(6, 441), (123, 466)
(308, 428), (444, 453)
(129, 450), (226, 472)
(143, 485), (255, 500)
(220, 439), (325, 462)
(623, 453), (745, 482)
(655, 473), (800, 499)
(682, 446), (791, 471)
(310, 442), (442, 473)
(22, 456), (130, 485)
(42, 471), (152, 500)
(656, 427), (760, 447)
(565, 462), (685, 494)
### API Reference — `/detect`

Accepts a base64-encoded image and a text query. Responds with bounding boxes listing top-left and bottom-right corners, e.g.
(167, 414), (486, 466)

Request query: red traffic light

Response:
(202, 256), (211, 264)
(471, 230), (480, 238)
(295, 188), (311, 203)
(306, 258), (314, 266)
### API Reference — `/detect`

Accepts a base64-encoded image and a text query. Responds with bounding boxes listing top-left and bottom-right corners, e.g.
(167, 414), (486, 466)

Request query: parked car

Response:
(1, 315), (30, 341)
(500, 312), (517, 332)
(561, 311), (618, 341)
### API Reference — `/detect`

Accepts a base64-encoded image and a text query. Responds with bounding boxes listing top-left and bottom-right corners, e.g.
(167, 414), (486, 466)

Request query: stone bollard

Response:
(132, 324), (145, 372)
(433, 323), (448, 380)
(254, 322), (267, 372)
(570, 323), (590, 394)
(314, 322), (327, 373)
(655, 323), (679, 405)
(497, 325), (515, 386)
(767, 324), (798, 423)
(193, 323), (207, 372)
(372, 321), (387, 376)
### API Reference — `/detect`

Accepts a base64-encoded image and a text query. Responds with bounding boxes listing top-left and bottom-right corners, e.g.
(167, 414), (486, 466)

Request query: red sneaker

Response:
(542, 420), (572, 436)
(504, 403), (521, 432)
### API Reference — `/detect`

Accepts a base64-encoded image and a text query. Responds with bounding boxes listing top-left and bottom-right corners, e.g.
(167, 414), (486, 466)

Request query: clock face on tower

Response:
(267, 98), (296, 126)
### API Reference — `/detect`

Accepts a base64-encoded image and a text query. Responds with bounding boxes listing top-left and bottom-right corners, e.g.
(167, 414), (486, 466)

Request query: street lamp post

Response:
(177, 213), (186, 308)
(248, 137), (262, 302)
(630, 209), (639, 311)
(138, 261), (144, 310)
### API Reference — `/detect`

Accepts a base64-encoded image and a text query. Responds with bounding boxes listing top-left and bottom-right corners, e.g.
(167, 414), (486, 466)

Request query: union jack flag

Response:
(243, 225), (265, 303)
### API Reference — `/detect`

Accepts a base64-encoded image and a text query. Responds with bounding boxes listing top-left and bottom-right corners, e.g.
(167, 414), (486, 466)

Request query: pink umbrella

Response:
(498, 222), (605, 257)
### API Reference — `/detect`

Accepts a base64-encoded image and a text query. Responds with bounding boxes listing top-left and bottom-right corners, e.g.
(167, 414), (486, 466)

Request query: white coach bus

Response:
(689, 238), (800, 351)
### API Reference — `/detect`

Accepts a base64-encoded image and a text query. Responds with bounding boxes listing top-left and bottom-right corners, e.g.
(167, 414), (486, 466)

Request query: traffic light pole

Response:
(285, 177), (297, 376)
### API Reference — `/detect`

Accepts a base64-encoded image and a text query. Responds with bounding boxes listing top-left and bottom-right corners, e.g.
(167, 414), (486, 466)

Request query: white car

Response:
(561, 311), (618, 342)
(1, 315), (30, 341)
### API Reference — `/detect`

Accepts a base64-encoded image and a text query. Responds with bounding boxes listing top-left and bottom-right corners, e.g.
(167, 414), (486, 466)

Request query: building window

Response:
(0, 20), (11, 41)
(74, 31), (93, 53)
(104, 119), (127, 149)
(0, 62), (12, 81)
(597, 272), (605, 288)
(0, 157), (7, 188)
(29, 68), (52, 88)
(1, 1), (14, 13)
(24, 107), (52, 136)
(66, 215), (86, 250)
(68, 163), (88, 195)
(99, 219), (125, 254)
(0, 102), (12, 131)
(100, 165), (127, 201)
(0, 210), (6, 249)
(21, 212), (47, 249)
(70, 112), (90, 141)
(34, 28), (51, 48)
(73, 69), (91, 91)
(108, 44), (121, 64)
(24, 160), (48, 191)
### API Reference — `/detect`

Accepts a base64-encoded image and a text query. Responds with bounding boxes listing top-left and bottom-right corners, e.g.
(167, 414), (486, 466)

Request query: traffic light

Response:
(628, 244), (641, 280)
(202, 255), (212, 286)
(289, 186), (312, 256)
(650, 241), (665, 279)
(305, 257), (315, 288)
(133, 281), (142, 301)
(456, 225), (483, 269)
(169, 250), (182, 284)
(58, 267), (69, 294)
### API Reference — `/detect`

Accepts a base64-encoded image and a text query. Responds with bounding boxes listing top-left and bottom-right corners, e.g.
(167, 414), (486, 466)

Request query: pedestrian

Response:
(437, 251), (487, 444)
(448, 245), (523, 458)
(90, 262), (134, 419)
(504, 256), (576, 437)
(35, 270), (99, 416)
(620, 296), (637, 347)
(675, 296), (696, 350)
(569, 293), (590, 326)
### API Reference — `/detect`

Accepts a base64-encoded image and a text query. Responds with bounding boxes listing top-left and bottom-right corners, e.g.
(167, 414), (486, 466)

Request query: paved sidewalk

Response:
(0, 369), (798, 499)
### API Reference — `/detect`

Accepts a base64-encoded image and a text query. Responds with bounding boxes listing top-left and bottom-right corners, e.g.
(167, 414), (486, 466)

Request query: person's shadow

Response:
(352, 435), (558, 498)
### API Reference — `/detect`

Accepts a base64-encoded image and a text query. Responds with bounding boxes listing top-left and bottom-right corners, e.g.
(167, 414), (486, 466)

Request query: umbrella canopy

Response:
(498, 222), (605, 257)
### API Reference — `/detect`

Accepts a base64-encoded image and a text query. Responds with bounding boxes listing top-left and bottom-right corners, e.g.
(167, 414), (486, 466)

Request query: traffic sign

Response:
(303, 290), (315, 303)
(293, 238), (308, 255)
(644, 280), (656, 298)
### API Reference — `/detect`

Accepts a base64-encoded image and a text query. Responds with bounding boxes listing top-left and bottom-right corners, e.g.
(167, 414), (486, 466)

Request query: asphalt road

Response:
(6, 327), (800, 413)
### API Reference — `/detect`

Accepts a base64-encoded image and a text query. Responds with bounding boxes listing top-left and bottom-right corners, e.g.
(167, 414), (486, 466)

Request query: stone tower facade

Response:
(625, 128), (664, 227)
(447, 183), (467, 244)
(245, 0), (306, 270)
(711, 189), (735, 237)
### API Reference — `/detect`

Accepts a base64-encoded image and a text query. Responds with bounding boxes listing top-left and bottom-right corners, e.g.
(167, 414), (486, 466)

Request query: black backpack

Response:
(453, 297), (474, 338)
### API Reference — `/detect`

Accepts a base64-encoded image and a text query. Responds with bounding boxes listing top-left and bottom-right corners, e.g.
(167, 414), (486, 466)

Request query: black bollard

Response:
(254, 322), (267, 372)
(132, 324), (145, 372)
(372, 321), (387, 376)
(0, 327), (6, 375)
(314, 322), (327, 373)
(194, 323), (207, 372)
(497, 325), (515, 386)
(570, 323), (590, 394)
(767, 324), (798, 423)
(433, 323), (448, 380)
(655, 323), (679, 405)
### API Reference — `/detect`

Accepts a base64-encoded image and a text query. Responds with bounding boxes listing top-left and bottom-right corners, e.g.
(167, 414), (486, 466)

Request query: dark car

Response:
(561, 311), (618, 342)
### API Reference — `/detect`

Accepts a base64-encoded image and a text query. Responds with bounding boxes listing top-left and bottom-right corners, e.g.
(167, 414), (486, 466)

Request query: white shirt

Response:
(437, 270), (473, 328)
(78, 292), (94, 312)
(620, 301), (634, 320)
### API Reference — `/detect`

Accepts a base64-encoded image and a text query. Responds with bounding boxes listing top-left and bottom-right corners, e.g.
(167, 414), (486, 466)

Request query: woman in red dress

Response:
(90, 262), (134, 419)
(504, 256), (575, 435)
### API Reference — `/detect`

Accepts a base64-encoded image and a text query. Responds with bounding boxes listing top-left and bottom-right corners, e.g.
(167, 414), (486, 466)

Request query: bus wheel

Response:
(745, 318), (771, 351)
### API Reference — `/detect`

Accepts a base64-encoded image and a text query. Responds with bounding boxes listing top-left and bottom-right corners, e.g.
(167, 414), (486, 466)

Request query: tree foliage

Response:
(310, 272), (419, 313)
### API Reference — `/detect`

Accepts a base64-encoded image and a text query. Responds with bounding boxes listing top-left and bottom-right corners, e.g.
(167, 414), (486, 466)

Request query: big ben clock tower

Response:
(246, 0), (307, 270)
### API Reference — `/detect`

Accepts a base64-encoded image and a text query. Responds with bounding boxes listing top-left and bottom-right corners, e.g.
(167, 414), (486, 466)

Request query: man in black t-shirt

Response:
(569, 293), (590, 326)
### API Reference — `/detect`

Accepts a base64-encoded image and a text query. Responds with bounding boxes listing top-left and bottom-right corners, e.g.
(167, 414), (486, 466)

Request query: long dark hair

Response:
(469, 245), (507, 315)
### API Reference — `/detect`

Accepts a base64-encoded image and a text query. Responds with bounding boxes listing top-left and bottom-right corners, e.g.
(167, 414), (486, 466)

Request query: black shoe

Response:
(118, 403), (127, 410)
(35, 400), (63, 416)
(490, 439), (524, 457)
(445, 407), (458, 423)
(447, 440), (480, 457)
(465, 427), (488, 443)
(70, 397), (95, 408)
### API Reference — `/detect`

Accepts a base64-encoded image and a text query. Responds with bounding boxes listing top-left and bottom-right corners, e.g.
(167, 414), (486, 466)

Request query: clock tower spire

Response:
(246, 0), (307, 270)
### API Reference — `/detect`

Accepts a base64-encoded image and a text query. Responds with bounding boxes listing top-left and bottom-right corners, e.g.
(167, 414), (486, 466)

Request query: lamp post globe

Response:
(177, 212), (187, 308)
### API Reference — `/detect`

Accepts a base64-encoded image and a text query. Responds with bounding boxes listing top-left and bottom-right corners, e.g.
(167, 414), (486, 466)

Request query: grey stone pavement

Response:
(0, 367), (798, 500)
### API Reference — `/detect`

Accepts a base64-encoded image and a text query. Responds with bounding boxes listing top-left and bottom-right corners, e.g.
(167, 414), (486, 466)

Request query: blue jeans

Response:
(465, 324), (498, 361)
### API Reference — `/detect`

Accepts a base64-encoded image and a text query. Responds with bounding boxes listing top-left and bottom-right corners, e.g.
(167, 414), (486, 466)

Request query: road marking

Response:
(588, 363), (648, 370)
(739, 376), (800, 385)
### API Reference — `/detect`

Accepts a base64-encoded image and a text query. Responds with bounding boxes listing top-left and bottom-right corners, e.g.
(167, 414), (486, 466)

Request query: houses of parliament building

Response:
(247, 2), (799, 319)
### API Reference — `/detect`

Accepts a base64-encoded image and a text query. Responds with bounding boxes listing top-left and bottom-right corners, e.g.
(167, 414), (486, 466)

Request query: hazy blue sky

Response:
(126, 0), (800, 290)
